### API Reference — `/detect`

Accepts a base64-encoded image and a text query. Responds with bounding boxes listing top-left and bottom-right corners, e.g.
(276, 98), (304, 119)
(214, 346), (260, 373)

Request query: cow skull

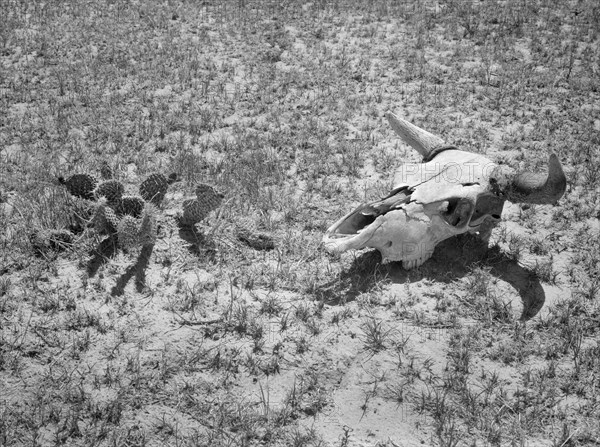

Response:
(323, 112), (567, 269)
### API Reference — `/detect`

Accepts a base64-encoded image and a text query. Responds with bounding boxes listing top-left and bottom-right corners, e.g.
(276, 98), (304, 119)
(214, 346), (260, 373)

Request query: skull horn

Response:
(386, 112), (446, 160)
(504, 154), (567, 204)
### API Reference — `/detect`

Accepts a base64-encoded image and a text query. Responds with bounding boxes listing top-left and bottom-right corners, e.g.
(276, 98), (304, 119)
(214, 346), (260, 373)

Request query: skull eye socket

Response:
(442, 198), (473, 227)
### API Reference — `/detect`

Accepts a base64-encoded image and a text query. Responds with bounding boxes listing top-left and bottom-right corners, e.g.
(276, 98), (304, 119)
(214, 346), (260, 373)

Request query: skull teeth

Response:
(401, 252), (433, 270)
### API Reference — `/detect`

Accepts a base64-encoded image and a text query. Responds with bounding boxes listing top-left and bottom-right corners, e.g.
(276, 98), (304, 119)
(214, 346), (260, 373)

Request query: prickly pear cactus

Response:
(116, 196), (145, 218)
(139, 173), (176, 205)
(91, 199), (119, 235)
(117, 215), (140, 251)
(59, 174), (98, 200)
(95, 180), (125, 206)
(138, 204), (158, 247)
(180, 198), (206, 226)
(195, 183), (224, 214)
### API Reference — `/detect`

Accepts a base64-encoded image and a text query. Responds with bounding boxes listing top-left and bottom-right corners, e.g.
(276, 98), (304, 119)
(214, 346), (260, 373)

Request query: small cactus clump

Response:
(139, 173), (177, 205)
(117, 215), (140, 251)
(52, 170), (230, 262)
(58, 174), (98, 200)
(95, 180), (125, 206)
(91, 199), (120, 235)
(138, 204), (158, 247)
(115, 196), (145, 218)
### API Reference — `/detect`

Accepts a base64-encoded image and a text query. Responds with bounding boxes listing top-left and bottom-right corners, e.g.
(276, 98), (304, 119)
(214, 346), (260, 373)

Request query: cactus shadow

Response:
(111, 244), (154, 296)
(86, 235), (118, 277)
(321, 234), (545, 321)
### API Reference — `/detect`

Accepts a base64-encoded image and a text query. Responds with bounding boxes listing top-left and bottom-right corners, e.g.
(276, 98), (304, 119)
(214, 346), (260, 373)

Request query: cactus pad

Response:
(139, 173), (177, 205)
(116, 196), (145, 218)
(58, 174), (98, 200)
(91, 200), (119, 235)
(95, 180), (124, 206)
(180, 199), (207, 226)
(117, 215), (140, 251)
(195, 183), (224, 214)
(138, 204), (158, 247)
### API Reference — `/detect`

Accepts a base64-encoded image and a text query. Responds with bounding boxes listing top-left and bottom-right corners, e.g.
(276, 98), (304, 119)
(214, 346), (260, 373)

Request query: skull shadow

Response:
(319, 234), (544, 321)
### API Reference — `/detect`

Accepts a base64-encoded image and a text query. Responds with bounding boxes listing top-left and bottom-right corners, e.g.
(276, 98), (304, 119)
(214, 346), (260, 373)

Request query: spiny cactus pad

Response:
(59, 174), (98, 200)
(95, 180), (125, 205)
(116, 196), (146, 218)
(138, 204), (158, 247)
(139, 173), (177, 205)
(117, 216), (140, 251)
(91, 200), (119, 235)
(195, 183), (224, 214)
(180, 199), (207, 226)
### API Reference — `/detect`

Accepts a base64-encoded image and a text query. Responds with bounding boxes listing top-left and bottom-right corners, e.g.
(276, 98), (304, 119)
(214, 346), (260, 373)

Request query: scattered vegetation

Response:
(1, 0), (598, 446)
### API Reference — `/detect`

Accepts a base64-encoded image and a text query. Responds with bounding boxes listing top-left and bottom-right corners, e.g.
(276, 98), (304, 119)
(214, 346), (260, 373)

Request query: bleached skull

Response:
(323, 113), (567, 269)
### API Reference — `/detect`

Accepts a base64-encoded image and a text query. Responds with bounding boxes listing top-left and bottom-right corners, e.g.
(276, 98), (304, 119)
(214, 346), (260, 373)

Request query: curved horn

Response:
(503, 154), (567, 204)
(386, 112), (446, 160)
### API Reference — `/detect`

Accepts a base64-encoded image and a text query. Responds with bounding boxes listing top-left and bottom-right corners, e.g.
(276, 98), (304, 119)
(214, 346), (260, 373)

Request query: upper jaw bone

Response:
(323, 214), (383, 253)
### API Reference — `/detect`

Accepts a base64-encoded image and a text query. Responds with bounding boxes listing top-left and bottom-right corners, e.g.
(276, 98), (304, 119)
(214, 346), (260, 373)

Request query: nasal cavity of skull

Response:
(443, 198), (473, 227)
(335, 209), (376, 235)
(473, 207), (501, 220)
(472, 195), (505, 221)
